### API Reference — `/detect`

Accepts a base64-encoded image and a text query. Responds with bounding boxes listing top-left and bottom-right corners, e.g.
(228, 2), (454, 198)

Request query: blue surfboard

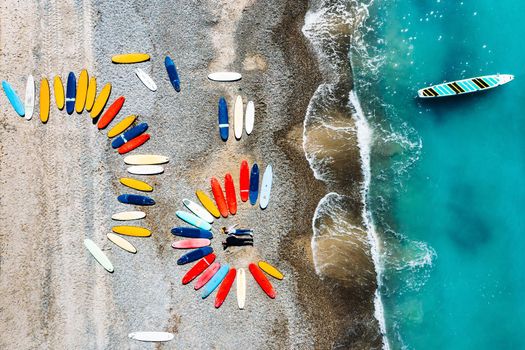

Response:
(164, 56), (180, 92)
(65, 72), (76, 115)
(249, 163), (260, 205)
(176, 211), (212, 231)
(201, 264), (230, 299)
(111, 123), (148, 149)
(171, 227), (213, 239)
(2, 81), (25, 116)
(177, 246), (213, 265)
(218, 97), (229, 141)
(118, 194), (155, 206)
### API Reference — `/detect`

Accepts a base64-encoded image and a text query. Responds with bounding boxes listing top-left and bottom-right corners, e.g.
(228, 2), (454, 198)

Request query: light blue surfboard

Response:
(2, 80), (25, 116)
(176, 210), (212, 231)
(201, 264), (229, 299)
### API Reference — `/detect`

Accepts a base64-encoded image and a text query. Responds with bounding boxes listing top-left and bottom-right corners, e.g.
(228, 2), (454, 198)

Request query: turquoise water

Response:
(352, 0), (525, 348)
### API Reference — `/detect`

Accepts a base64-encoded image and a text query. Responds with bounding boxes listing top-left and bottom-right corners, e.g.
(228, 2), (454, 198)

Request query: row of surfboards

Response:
(218, 96), (255, 141)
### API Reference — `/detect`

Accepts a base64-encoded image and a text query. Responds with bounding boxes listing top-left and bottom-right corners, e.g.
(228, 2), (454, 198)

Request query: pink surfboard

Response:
(171, 238), (211, 249)
(194, 262), (220, 290)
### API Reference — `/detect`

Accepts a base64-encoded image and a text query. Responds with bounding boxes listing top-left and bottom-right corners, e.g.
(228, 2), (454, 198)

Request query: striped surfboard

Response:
(417, 74), (514, 98)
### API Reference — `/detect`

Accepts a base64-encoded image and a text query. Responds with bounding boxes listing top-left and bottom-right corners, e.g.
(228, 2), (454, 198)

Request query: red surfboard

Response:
(171, 238), (211, 249)
(239, 160), (249, 202)
(97, 96), (125, 129)
(182, 253), (216, 285)
(249, 263), (276, 299)
(194, 262), (220, 290)
(211, 177), (228, 218)
(214, 268), (236, 308)
(118, 133), (150, 154)
(224, 173), (237, 215)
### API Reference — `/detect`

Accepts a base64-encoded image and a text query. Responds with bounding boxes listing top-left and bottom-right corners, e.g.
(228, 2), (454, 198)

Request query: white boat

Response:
(417, 74), (513, 98)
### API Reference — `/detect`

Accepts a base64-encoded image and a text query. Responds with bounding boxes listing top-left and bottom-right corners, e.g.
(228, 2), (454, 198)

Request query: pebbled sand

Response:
(0, 0), (381, 349)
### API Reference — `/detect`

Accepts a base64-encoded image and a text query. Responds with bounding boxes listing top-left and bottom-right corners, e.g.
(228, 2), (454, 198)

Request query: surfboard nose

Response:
(498, 74), (514, 84)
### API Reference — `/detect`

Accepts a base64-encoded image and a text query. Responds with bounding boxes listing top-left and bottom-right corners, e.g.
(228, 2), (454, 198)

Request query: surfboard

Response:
(39, 78), (50, 123)
(120, 177), (153, 192)
(107, 115), (136, 138)
(118, 134), (150, 154)
(2, 80), (25, 116)
(98, 96), (124, 129)
(211, 177), (228, 218)
(75, 69), (88, 113)
(258, 261), (283, 280)
(84, 239), (114, 273)
(164, 56), (180, 92)
(215, 268), (236, 308)
(135, 68), (157, 91)
(196, 190), (221, 218)
(65, 72), (76, 114)
(249, 263), (276, 298)
(245, 101), (254, 134)
(249, 163), (259, 205)
(53, 76), (65, 110)
(234, 95), (243, 140)
(128, 332), (174, 342)
(218, 97), (229, 141)
(124, 154), (170, 165)
(118, 194), (155, 205)
(112, 53), (150, 64)
(224, 173), (237, 215)
(183, 199), (214, 224)
(177, 246), (213, 265)
(176, 211), (212, 231)
(112, 225), (151, 237)
(194, 262), (220, 289)
(171, 227), (213, 239)
(112, 123), (148, 148)
(127, 165), (163, 175)
(207, 72), (242, 82)
(202, 264), (229, 299)
(24, 75), (34, 120)
(239, 160), (250, 202)
(237, 268), (246, 309)
(90, 82), (112, 119)
(111, 211), (146, 221)
(107, 233), (137, 254)
(171, 238), (211, 249)
(259, 164), (273, 209)
(182, 253), (216, 284)
(85, 77), (96, 111)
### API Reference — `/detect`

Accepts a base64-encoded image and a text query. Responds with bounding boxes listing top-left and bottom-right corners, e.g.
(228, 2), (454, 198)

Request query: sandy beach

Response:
(0, 0), (381, 348)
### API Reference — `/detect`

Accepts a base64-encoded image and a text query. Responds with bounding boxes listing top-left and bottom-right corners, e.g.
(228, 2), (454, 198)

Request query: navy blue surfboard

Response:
(177, 246), (213, 265)
(2, 80), (25, 116)
(164, 56), (180, 92)
(118, 194), (155, 206)
(65, 72), (76, 114)
(112, 122), (148, 149)
(249, 163), (260, 205)
(218, 97), (229, 141)
(171, 227), (213, 239)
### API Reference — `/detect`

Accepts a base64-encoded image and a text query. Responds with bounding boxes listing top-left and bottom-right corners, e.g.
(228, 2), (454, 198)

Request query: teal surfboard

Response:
(2, 81), (25, 116)
(201, 264), (229, 299)
(176, 210), (212, 231)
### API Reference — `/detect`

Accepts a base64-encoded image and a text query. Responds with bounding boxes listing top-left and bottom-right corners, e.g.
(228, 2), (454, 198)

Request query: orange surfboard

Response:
(118, 134), (150, 154)
(97, 96), (125, 129)
(211, 177), (228, 218)
(239, 160), (250, 202)
(224, 173), (237, 215)
(215, 268), (236, 308)
(249, 263), (276, 299)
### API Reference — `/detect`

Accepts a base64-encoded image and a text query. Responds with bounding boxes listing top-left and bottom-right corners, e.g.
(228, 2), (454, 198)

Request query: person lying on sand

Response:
(221, 225), (254, 236)
(222, 236), (253, 250)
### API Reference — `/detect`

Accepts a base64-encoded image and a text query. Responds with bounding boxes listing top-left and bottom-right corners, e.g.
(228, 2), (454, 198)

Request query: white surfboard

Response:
(134, 68), (157, 92)
(207, 71), (242, 82)
(237, 268), (246, 309)
(183, 198), (214, 224)
(245, 101), (254, 135)
(106, 233), (137, 254)
(127, 165), (164, 175)
(124, 154), (169, 165)
(24, 75), (35, 120)
(128, 331), (174, 342)
(234, 95), (243, 140)
(84, 239), (114, 273)
(111, 211), (146, 221)
(259, 164), (273, 209)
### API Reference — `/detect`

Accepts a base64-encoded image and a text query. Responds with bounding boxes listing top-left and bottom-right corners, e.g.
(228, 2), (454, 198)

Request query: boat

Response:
(417, 74), (514, 98)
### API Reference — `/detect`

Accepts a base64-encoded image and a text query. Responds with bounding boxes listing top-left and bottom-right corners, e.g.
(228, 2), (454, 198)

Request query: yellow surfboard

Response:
(196, 190), (221, 218)
(258, 261), (284, 280)
(85, 77), (97, 111)
(53, 76), (64, 110)
(75, 69), (88, 113)
(90, 82), (112, 119)
(40, 78), (50, 123)
(119, 177), (153, 192)
(111, 53), (150, 64)
(112, 225), (151, 237)
(107, 115), (137, 138)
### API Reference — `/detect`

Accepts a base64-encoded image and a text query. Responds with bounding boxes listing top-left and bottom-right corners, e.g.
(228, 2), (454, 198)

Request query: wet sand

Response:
(0, 0), (381, 349)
